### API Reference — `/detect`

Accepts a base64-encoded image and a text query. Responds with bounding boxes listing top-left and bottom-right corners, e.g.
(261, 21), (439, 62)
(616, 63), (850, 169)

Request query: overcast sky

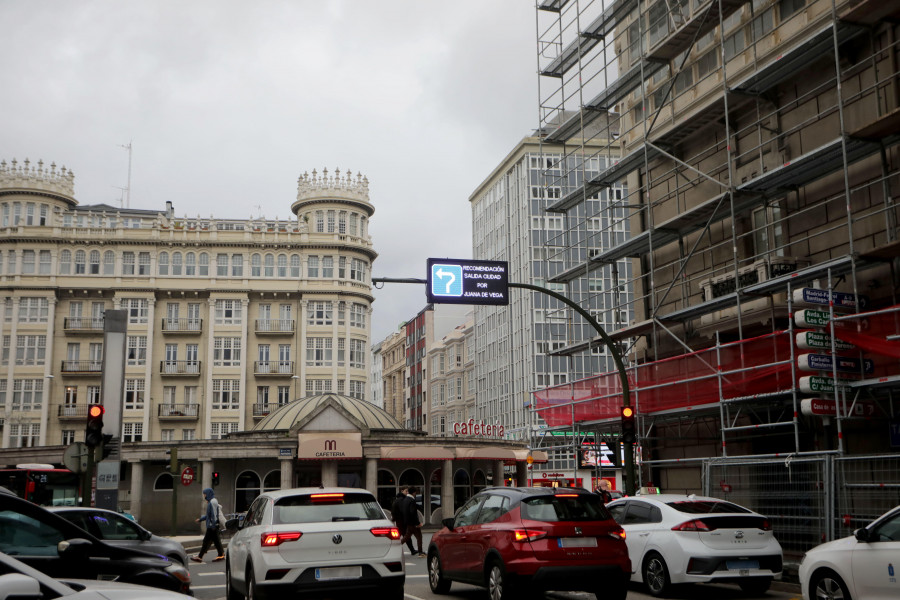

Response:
(0, 1), (537, 343)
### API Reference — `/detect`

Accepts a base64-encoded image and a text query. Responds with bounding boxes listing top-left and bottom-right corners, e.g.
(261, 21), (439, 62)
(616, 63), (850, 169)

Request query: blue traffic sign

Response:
(430, 263), (464, 297)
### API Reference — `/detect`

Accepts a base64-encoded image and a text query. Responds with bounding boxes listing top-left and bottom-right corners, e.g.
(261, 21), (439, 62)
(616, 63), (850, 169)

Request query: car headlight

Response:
(165, 563), (192, 584)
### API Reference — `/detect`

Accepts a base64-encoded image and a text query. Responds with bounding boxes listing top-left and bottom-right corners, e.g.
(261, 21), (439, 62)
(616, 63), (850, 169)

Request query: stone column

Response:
(129, 460), (144, 522)
(280, 458), (293, 489)
(517, 462), (529, 487)
(494, 460), (505, 488)
(442, 459), (453, 515)
(365, 457), (378, 496)
(320, 461), (338, 487)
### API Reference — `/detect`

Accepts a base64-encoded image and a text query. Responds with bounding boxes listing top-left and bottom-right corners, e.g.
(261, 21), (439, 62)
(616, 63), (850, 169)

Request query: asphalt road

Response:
(185, 533), (803, 600)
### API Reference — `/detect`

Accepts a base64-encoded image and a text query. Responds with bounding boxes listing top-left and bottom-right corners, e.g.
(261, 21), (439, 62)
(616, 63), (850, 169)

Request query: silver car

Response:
(48, 507), (187, 565)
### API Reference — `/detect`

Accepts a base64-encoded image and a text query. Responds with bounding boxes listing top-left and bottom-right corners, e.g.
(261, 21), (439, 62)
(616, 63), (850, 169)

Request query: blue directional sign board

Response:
(426, 258), (509, 306)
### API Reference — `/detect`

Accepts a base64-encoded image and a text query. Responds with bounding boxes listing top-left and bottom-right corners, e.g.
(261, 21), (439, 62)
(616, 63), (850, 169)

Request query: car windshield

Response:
(273, 492), (385, 524)
(521, 493), (612, 522)
(666, 500), (750, 514)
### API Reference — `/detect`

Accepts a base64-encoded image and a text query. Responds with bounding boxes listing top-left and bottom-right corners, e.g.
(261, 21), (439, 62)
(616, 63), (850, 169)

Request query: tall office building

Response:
(0, 160), (375, 448)
(469, 135), (627, 441)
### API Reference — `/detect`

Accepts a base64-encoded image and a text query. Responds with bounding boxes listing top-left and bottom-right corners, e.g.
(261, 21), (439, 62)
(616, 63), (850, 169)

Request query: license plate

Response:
(558, 537), (598, 548)
(726, 560), (759, 572)
(315, 566), (362, 581)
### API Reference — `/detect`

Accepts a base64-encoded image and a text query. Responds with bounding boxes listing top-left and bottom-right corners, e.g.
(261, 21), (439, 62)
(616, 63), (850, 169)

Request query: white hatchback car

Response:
(799, 504), (900, 600)
(607, 494), (782, 596)
(224, 487), (404, 600)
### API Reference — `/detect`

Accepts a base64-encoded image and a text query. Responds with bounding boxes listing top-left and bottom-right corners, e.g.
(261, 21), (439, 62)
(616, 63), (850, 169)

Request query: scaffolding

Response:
(533, 0), (900, 540)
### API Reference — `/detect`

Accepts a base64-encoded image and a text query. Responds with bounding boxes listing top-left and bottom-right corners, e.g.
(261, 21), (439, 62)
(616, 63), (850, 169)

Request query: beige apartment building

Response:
(0, 160), (376, 449)
(427, 316), (476, 437)
(380, 329), (406, 425)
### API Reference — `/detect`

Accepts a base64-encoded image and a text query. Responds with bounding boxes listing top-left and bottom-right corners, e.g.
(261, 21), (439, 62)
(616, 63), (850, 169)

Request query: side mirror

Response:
(0, 574), (42, 600)
(441, 517), (455, 531)
(58, 538), (94, 560)
(225, 517), (241, 531)
(854, 528), (872, 543)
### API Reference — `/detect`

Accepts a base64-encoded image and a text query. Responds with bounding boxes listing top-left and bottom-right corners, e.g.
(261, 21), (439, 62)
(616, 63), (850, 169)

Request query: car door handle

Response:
(639, 532), (650, 537)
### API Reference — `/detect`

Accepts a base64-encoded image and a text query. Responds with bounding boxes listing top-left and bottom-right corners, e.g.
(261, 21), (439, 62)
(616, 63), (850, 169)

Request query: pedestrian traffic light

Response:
(621, 405), (636, 444)
(85, 404), (105, 449)
(212, 471), (220, 486)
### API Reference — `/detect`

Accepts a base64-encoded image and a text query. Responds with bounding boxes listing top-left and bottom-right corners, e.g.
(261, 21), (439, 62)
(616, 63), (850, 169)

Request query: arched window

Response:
(74, 250), (86, 274)
(89, 250), (101, 274)
(290, 255), (300, 278)
(59, 250), (72, 275)
(185, 252), (196, 276)
(198, 253), (209, 276)
(158, 252), (169, 276)
(277, 254), (287, 278)
(103, 251), (115, 275)
(453, 469), (471, 512)
(426, 468), (442, 525)
(263, 470), (281, 492)
(153, 473), (174, 491)
(235, 470), (261, 512)
(172, 252), (183, 276)
(251, 254), (261, 277)
(473, 469), (487, 495)
(264, 254), (274, 278)
(377, 469), (398, 511)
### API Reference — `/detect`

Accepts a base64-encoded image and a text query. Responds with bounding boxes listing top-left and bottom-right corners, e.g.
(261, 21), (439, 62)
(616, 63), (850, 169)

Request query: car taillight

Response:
(672, 519), (710, 532)
(760, 519), (772, 531)
(310, 493), (344, 503)
(261, 531), (302, 546)
(513, 529), (547, 542)
(608, 526), (626, 540)
(370, 527), (401, 540)
(554, 493), (578, 497)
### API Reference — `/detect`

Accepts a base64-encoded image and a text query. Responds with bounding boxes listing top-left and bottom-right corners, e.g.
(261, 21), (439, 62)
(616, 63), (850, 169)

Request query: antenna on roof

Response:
(119, 141), (132, 208)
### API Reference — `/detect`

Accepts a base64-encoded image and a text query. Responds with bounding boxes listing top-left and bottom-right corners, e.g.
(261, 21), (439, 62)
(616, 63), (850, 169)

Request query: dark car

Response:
(48, 506), (188, 564)
(427, 486), (630, 600)
(0, 488), (191, 594)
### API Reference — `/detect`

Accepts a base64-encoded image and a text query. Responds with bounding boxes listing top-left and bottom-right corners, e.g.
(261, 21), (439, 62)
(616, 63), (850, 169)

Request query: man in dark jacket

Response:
(403, 486), (425, 557)
(191, 487), (225, 563)
(391, 486), (415, 554)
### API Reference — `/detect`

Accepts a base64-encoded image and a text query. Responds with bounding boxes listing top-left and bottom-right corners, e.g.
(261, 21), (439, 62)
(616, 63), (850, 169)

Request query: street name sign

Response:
(797, 353), (874, 374)
(426, 258), (509, 305)
(800, 398), (876, 418)
(795, 331), (854, 351)
(795, 309), (834, 328)
(792, 287), (868, 310)
(798, 375), (855, 394)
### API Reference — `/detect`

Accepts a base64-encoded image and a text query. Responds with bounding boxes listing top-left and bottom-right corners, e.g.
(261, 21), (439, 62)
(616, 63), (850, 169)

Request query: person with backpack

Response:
(191, 487), (225, 563)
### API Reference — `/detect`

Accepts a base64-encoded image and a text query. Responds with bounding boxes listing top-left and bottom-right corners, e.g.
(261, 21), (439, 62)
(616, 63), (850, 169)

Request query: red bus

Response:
(0, 463), (80, 506)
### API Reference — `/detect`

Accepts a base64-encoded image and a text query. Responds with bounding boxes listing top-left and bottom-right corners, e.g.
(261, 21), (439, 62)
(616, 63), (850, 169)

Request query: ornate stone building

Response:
(0, 159), (376, 449)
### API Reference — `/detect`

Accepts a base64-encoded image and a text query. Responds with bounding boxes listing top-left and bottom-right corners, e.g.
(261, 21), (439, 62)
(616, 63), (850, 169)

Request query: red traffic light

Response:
(88, 405), (105, 418)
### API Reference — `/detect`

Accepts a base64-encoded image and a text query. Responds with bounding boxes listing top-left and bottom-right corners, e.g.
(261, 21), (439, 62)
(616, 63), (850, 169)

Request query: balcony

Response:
(158, 403), (200, 419)
(253, 403), (273, 419)
(161, 318), (203, 334)
(63, 317), (104, 334)
(61, 360), (102, 375)
(159, 360), (202, 376)
(57, 405), (89, 419)
(255, 319), (295, 335)
(254, 361), (295, 376)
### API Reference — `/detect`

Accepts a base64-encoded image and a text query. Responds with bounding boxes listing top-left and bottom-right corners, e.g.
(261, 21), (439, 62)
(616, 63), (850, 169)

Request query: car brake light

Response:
(672, 519), (709, 532)
(310, 493), (344, 502)
(554, 493), (578, 497)
(261, 531), (302, 546)
(760, 519), (772, 531)
(513, 529), (547, 542)
(370, 527), (401, 540)
(609, 526), (626, 540)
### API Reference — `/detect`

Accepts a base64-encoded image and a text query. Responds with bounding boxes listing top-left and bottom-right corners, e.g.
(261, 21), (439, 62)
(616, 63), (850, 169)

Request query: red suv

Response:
(427, 486), (630, 600)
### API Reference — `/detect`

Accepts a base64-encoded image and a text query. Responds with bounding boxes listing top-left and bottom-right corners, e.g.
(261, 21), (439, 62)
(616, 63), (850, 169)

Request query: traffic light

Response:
(212, 471), (220, 486)
(621, 405), (636, 444)
(167, 448), (179, 474)
(85, 404), (105, 448)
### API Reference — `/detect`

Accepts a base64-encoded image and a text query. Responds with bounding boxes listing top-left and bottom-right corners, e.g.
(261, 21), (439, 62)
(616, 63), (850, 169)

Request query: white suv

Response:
(224, 488), (404, 600)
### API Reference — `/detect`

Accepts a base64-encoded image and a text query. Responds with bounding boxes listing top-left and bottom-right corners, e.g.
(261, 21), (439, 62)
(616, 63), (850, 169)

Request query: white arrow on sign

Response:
(435, 268), (456, 293)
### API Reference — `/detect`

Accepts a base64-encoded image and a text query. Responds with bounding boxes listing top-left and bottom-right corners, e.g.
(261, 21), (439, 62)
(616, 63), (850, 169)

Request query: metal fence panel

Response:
(834, 454), (900, 539)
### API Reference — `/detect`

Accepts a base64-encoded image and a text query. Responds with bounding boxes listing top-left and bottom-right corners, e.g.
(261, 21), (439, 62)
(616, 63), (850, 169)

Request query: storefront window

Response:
(453, 469), (471, 512)
(235, 471), (261, 512)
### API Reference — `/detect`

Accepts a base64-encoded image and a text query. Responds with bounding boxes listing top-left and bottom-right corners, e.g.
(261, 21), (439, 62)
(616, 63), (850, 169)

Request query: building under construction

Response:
(534, 0), (900, 559)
